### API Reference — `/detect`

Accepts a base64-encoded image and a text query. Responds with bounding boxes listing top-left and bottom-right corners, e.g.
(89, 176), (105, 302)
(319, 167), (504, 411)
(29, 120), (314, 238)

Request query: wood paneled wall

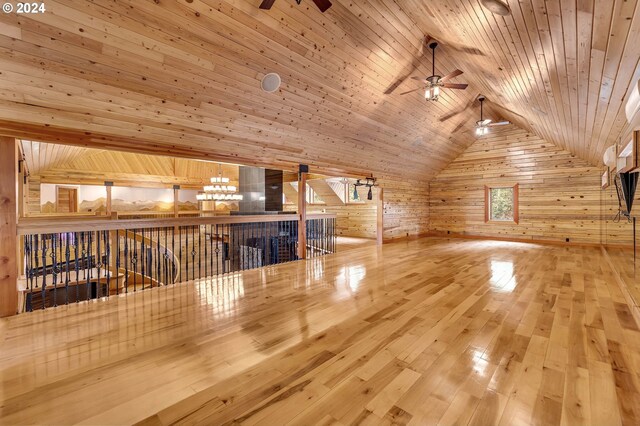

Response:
(26, 176), (40, 216)
(381, 179), (430, 240)
(430, 125), (601, 244)
(286, 181), (429, 240)
(285, 185), (377, 238)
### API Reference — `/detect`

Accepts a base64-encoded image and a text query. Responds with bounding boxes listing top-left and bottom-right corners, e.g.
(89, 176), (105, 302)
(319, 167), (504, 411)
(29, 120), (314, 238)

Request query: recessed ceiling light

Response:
(261, 73), (281, 93)
(481, 0), (511, 16)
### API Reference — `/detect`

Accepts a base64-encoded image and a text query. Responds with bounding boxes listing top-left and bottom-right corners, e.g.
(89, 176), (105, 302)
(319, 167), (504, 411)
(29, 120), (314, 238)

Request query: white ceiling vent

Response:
(261, 73), (281, 93)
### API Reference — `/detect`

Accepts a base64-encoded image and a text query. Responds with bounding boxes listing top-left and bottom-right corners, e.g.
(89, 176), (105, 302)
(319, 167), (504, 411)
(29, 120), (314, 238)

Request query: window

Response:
(307, 185), (324, 204)
(347, 183), (364, 203)
(485, 184), (519, 223)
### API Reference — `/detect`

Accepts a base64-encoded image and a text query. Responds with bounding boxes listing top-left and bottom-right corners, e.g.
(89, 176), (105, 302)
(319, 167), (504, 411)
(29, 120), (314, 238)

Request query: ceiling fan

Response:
(400, 42), (468, 101)
(475, 96), (510, 135)
(259, 0), (332, 12)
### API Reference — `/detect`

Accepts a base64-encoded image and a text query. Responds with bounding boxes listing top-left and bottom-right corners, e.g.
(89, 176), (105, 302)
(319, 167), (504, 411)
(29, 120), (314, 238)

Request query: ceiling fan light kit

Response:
(403, 40), (469, 100)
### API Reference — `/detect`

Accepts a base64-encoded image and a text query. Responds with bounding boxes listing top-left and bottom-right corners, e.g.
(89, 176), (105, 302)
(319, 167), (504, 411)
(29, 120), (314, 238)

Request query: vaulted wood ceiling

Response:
(22, 140), (240, 188)
(1, 0), (639, 181)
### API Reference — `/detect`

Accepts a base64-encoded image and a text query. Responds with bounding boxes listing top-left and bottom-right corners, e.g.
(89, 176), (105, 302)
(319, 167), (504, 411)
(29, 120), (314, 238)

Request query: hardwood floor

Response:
(336, 236), (377, 252)
(1, 238), (639, 425)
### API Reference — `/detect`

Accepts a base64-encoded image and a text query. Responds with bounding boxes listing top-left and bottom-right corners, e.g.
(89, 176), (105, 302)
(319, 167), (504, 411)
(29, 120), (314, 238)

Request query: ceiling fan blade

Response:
(400, 87), (423, 95)
(440, 69), (463, 82)
(488, 121), (511, 127)
(384, 36), (432, 94)
(439, 95), (477, 122)
(481, 119), (492, 126)
(410, 76), (429, 83)
(442, 83), (468, 90)
(259, 0), (276, 9)
(451, 120), (466, 134)
(312, 0), (332, 12)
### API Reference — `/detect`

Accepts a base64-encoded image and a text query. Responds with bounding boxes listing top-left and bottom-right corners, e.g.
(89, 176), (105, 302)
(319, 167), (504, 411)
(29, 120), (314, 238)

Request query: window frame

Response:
(484, 184), (519, 224)
(345, 182), (365, 204)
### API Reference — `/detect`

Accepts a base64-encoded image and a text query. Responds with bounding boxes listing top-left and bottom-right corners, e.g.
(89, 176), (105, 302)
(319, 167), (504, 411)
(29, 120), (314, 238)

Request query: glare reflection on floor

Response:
(490, 260), (517, 293)
(335, 265), (366, 296)
(196, 274), (245, 314)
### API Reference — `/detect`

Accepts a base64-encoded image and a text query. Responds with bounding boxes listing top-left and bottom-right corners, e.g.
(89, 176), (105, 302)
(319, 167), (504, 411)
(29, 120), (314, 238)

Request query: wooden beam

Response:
(173, 186), (180, 219)
(298, 169), (307, 259)
(377, 187), (384, 245)
(0, 137), (18, 317)
(105, 185), (112, 216)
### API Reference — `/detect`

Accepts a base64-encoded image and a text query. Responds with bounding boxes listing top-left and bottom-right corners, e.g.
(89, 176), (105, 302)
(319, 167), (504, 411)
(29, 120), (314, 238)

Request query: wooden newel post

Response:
(0, 137), (19, 317)
(297, 165), (308, 259)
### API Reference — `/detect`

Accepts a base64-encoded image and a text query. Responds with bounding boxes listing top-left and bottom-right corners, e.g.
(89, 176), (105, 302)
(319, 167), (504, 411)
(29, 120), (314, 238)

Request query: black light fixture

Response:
(353, 177), (377, 201)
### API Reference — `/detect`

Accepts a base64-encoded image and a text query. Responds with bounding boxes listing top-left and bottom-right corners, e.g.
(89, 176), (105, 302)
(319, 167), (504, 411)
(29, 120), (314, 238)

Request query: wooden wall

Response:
(286, 181), (429, 240)
(304, 186), (377, 239)
(381, 179), (430, 240)
(26, 176), (40, 216)
(430, 125), (602, 244)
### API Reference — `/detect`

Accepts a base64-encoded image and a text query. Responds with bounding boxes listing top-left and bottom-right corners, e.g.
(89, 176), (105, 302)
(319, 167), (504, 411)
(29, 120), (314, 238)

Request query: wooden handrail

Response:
(307, 213), (337, 220)
(17, 213), (337, 235)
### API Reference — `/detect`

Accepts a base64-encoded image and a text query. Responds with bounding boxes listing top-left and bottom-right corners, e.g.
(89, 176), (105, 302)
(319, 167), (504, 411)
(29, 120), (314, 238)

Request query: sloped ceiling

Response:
(23, 140), (240, 181)
(1, 0), (639, 181)
(20, 139), (93, 175)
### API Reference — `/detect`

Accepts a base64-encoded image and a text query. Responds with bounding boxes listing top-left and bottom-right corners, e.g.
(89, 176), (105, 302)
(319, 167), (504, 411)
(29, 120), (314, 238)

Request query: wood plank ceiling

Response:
(21, 140), (241, 187)
(0, 0), (638, 181)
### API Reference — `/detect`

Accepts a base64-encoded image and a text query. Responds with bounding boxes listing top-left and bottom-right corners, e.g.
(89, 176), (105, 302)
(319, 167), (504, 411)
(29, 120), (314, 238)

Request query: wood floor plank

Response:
(0, 238), (638, 425)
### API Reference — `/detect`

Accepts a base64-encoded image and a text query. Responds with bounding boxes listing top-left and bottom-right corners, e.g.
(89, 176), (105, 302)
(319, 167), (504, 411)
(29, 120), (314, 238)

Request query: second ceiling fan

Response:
(475, 96), (510, 135)
(401, 41), (468, 101)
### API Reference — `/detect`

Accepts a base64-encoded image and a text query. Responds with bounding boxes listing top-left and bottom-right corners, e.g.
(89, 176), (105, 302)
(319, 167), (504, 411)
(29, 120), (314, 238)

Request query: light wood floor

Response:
(1, 238), (639, 425)
(336, 236), (377, 251)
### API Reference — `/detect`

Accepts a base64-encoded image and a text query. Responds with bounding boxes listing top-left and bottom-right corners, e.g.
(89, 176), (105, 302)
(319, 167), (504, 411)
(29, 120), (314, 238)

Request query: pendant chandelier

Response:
(196, 164), (243, 201)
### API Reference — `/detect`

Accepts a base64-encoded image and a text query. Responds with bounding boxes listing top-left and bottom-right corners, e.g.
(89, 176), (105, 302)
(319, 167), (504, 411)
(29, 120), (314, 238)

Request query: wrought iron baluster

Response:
(39, 235), (48, 309)
(72, 232), (79, 302)
(141, 228), (145, 290)
(52, 233), (58, 307)
(133, 229), (138, 292)
(191, 225), (196, 280)
(162, 227), (167, 285)
(84, 232), (90, 301)
(216, 224), (221, 275)
(204, 223), (208, 279)
(172, 225), (176, 283)
(64, 233), (71, 305)
(96, 230), (102, 299)
(124, 230), (129, 293)
(115, 230), (120, 295)
(184, 226), (188, 282)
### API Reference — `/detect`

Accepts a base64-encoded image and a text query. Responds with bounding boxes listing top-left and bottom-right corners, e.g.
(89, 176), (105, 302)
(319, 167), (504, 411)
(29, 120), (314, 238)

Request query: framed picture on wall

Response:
(601, 168), (610, 189)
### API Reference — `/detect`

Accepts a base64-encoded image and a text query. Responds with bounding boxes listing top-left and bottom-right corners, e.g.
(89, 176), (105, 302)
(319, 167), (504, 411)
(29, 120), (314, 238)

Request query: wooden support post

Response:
(105, 182), (113, 216)
(297, 167), (307, 259)
(173, 185), (180, 219)
(0, 137), (18, 317)
(17, 158), (24, 218)
(377, 187), (384, 245)
(173, 185), (180, 234)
